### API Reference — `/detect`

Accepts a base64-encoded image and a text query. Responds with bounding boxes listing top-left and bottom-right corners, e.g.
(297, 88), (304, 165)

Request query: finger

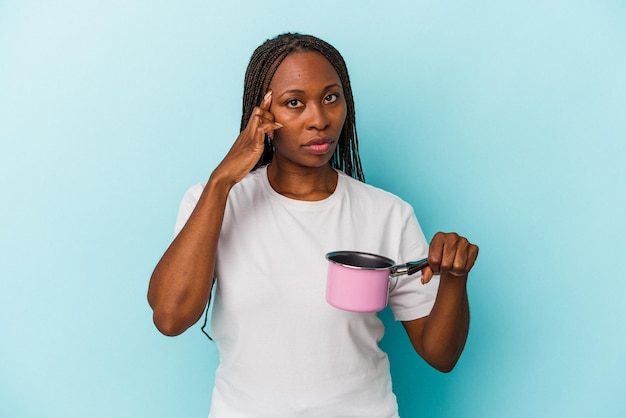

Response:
(448, 237), (470, 277)
(245, 90), (273, 129)
(421, 266), (433, 284)
(250, 111), (280, 127)
(247, 108), (266, 133)
(267, 122), (283, 140)
(463, 244), (479, 274)
(257, 121), (283, 140)
(261, 90), (272, 111)
(257, 91), (280, 136)
(248, 108), (279, 139)
(428, 232), (445, 274)
(438, 232), (463, 275)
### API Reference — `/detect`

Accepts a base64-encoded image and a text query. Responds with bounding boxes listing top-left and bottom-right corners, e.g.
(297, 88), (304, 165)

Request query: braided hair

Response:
(242, 33), (365, 182)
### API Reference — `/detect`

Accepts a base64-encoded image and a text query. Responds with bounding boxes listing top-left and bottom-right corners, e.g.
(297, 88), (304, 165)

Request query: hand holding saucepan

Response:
(421, 232), (479, 284)
(213, 91), (283, 185)
(326, 232), (478, 313)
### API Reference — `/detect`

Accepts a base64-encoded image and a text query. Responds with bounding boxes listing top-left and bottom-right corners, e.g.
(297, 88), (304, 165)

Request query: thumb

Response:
(421, 266), (433, 284)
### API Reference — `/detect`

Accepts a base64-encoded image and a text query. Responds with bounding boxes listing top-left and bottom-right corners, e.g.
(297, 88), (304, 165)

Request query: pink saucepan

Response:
(325, 251), (429, 313)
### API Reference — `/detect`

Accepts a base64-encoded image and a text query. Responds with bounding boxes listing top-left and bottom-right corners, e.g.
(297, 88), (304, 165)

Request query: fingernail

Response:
(274, 122), (283, 128)
(264, 91), (272, 101)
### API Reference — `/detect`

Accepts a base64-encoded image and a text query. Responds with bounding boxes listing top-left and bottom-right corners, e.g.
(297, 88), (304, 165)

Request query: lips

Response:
(302, 137), (334, 155)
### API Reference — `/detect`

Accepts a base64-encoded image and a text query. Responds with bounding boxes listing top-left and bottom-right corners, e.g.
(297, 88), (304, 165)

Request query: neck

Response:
(266, 160), (338, 201)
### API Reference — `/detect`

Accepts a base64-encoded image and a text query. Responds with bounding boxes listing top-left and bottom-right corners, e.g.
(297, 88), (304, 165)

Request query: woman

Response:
(148, 33), (478, 417)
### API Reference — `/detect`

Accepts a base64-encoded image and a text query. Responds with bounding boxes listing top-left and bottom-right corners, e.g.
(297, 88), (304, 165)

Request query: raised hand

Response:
(213, 90), (283, 185)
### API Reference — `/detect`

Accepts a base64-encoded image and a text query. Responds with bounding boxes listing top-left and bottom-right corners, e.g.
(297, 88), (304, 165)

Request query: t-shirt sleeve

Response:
(174, 183), (205, 236)
(387, 208), (440, 322)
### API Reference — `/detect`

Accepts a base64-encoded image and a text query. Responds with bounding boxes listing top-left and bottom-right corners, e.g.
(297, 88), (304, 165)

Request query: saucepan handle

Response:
(390, 258), (429, 277)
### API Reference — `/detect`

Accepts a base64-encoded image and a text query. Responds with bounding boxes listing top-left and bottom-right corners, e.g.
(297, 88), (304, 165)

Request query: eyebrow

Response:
(277, 83), (343, 98)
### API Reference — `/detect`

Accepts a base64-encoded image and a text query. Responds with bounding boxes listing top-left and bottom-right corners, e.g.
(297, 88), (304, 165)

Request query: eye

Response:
(324, 93), (339, 104)
(286, 99), (302, 108)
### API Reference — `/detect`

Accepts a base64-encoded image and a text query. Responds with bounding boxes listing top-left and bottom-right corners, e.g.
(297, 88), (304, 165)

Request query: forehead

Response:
(269, 51), (342, 91)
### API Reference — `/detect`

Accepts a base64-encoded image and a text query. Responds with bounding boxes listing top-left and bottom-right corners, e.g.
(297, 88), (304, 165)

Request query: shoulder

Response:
(340, 172), (414, 214)
(179, 181), (205, 208)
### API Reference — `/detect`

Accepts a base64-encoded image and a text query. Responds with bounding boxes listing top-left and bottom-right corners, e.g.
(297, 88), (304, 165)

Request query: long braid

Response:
(241, 33), (365, 182)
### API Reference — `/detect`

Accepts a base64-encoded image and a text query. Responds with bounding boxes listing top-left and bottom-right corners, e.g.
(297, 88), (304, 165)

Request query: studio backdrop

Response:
(1, 1), (625, 417)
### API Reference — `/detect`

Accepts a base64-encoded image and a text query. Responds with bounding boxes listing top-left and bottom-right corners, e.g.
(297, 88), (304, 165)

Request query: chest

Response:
(214, 195), (404, 314)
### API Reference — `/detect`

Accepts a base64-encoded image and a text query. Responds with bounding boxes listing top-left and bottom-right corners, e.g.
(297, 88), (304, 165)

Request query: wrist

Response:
(208, 168), (238, 191)
(199, 173), (235, 205)
(437, 274), (468, 294)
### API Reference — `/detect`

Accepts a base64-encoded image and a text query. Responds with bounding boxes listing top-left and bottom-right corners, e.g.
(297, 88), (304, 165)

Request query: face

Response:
(268, 51), (347, 170)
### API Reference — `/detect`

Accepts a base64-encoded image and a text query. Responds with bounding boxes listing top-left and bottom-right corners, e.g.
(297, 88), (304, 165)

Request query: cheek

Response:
(271, 112), (300, 142)
(335, 107), (347, 133)
(273, 123), (296, 143)
(336, 100), (347, 125)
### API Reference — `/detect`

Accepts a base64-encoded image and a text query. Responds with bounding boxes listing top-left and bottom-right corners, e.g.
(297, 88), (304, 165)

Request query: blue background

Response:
(1, 1), (625, 417)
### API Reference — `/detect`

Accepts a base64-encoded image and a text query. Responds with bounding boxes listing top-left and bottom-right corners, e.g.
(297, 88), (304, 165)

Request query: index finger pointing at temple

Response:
(261, 90), (273, 112)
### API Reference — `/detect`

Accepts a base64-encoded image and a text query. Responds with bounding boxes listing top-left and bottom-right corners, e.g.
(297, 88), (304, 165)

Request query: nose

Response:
(306, 103), (329, 131)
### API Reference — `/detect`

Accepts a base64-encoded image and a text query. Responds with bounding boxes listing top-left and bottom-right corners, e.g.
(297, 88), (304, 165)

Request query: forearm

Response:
(402, 232), (477, 371)
(148, 175), (232, 336)
(148, 92), (279, 336)
(421, 278), (469, 371)
(405, 276), (469, 372)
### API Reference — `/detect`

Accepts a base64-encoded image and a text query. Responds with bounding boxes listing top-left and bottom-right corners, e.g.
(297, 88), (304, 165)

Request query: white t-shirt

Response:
(175, 166), (439, 418)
